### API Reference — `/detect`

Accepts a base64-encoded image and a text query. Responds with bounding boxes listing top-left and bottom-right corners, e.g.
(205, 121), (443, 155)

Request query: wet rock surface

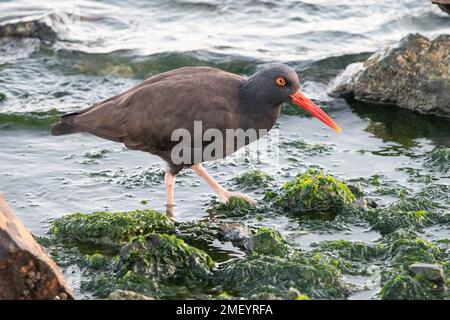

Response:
(330, 33), (450, 118)
(0, 196), (73, 300)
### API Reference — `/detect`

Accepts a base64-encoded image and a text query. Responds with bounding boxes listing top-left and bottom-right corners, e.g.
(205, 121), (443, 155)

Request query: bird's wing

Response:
(69, 67), (244, 152)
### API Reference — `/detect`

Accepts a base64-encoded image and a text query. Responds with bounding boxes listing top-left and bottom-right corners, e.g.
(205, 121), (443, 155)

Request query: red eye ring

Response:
(275, 77), (286, 87)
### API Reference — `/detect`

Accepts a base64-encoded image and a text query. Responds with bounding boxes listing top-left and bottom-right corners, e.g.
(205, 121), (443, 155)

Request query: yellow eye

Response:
(275, 77), (286, 87)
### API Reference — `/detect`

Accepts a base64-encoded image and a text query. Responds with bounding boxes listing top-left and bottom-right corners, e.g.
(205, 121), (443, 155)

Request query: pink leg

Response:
(191, 163), (256, 204)
(165, 168), (176, 215)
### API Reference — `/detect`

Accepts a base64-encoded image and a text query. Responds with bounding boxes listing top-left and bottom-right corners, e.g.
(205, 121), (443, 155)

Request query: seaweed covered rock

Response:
(208, 196), (260, 218)
(330, 34), (450, 118)
(268, 169), (356, 216)
(51, 209), (175, 246)
(363, 208), (430, 235)
(174, 220), (220, 246)
(232, 170), (274, 190)
(380, 274), (445, 300)
(379, 231), (448, 300)
(215, 251), (347, 299)
(409, 263), (446, 284)
(314, 240), (385, 275)
(246, 227), (291, 256)
(117, 234), (215, 286)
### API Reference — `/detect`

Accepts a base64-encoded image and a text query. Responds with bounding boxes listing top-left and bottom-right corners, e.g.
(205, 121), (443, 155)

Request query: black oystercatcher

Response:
(52, 65), (341, 213)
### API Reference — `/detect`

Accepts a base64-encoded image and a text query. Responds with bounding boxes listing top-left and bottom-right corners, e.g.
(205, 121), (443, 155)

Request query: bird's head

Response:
(246, 64), (341, 133)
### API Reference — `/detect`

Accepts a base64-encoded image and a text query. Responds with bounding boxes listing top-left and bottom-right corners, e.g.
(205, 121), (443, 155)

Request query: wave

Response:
(0, 109), (61, 129)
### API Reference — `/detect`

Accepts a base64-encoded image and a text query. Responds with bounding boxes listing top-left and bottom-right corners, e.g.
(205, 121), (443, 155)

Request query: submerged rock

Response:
(175, 220), (220, 246)
(51, 209), (175, 246)
(267, 169), (356, 216)
(246, 227), (291, 256)
(219, 223), (251, 248)
(379, 231), (448, 300)
(117, 234), (215, 285)
(314, 240), (385, 276)
(330, 34), (450, 118)
(216, 251), (347, 299)
(0, 19), (57, 43)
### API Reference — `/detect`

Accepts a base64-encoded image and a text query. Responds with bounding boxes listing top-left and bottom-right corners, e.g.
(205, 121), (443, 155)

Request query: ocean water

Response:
(1, 0), (450, 299)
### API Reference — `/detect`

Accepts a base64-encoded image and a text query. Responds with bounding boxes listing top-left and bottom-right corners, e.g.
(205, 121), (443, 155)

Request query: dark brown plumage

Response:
(52, 64), (340, 211)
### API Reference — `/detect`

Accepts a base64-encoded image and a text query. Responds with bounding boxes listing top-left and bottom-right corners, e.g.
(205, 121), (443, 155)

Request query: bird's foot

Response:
(218, 190), (257, 205)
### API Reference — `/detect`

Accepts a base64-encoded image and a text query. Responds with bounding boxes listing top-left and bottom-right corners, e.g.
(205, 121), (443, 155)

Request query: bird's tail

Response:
(51, 113), (82, 136)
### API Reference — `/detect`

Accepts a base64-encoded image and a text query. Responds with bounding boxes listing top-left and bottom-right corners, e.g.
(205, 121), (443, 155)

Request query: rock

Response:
(0, 196), (73, 299)
(107, 290), (155, 300)
(329, 33), (450, 118)
(51, 209), (175, 246)
(0, 19), (57, 43)
(433, 0), (450, 15)
(116, 234), (215, 284)
(267, 169), (356, 216)
(245, 227), (291, 256)
(219, 223), (251, 248)
(409, 263), (446, 284)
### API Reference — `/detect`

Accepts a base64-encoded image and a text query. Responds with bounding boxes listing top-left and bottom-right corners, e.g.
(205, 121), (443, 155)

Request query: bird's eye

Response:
(275, 77), (286, 87)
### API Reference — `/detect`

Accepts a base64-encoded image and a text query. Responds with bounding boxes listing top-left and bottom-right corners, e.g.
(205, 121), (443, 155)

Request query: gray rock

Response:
(219, 223), (251, 249)
(107, 290), (155, 300)
(409, 263), (446, 283)
(329, 33), (450, 118)
(0, 19), (57, 43)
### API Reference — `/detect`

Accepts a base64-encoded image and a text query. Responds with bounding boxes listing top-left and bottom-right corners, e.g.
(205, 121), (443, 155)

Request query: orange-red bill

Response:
(290, 91), (342, 133)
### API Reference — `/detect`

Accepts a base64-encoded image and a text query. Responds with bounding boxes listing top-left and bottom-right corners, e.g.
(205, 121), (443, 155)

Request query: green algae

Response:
(209, 196), (260, 218)
(0, 109), (61, 128)
(282, 138), (332, 155)
(363, 208), (430, 235)
(380, 274), (445, 300)
(425, 147), (450, 173)
(174, 220), (220, 246)
(314, 240), (385, 276)
(0, 92), (6, 102)
(248, 227), (291, 256)
(116, 234), (215, 285)
(232, 169), (274, 190)
(378, 231), (448, 300)
(51, 209), (175, 246)
(269, 169), (356, 216)
(215, 251), (347, 299)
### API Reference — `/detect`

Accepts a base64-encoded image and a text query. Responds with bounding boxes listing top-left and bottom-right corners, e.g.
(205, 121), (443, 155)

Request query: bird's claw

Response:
(219, 191), (257, 205)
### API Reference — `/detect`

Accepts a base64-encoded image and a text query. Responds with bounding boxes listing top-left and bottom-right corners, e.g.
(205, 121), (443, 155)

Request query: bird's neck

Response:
(239, 80), (282, 131)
